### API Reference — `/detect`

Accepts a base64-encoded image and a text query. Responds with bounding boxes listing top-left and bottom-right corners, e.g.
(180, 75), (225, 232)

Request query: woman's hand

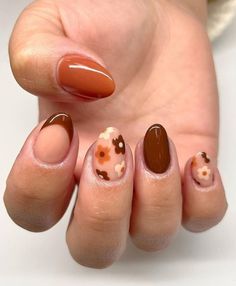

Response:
(4, 0), (227, 268)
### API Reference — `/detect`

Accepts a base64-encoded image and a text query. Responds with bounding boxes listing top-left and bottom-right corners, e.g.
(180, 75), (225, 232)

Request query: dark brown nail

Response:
(143, 124), (170, 173)
(41, 112), (73, 142)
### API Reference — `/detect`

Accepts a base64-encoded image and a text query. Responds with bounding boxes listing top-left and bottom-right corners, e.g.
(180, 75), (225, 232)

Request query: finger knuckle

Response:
(9, 40), (37, 92)
(132, 234), (173, 252)
(74, 205), (127, 233)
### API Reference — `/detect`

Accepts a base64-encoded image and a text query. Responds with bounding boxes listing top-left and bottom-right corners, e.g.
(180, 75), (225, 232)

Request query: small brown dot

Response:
(202, 171), (207, 176)
(100, 151), (105, 157)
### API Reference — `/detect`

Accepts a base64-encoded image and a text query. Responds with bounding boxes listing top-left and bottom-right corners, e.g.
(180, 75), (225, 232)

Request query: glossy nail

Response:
(191, 152), (214, 187)
(143, 124), (170, 173)
(93, 127), (126, 181)
(57, 55), (115, 100)
(34, 112), (73, 163)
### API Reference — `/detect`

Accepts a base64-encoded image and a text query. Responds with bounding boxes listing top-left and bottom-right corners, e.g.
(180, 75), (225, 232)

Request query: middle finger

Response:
(130, 124), (182, 251)
(66, 127), (134, 269)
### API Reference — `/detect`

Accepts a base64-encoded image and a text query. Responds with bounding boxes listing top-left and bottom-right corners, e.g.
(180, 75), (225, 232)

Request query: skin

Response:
(3, 0), (228, 268)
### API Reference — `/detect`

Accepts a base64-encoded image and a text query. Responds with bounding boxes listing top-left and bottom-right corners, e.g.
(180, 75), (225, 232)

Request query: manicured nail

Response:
(191, 152), (214, 187)
(93, 127), (126, 181)
(57, 55), (115, 100)
(34, 112), (73, 163)
(143, 124), (170, 173)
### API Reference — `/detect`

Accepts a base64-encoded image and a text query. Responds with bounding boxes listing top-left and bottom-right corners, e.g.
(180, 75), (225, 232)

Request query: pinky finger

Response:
(182, 152), (228, 232)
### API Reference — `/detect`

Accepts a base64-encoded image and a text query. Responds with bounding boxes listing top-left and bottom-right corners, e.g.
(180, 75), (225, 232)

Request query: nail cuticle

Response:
(192, 179), (216, 191)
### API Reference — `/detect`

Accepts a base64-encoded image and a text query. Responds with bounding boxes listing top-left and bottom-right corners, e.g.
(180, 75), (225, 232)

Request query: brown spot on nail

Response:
(201, 152), (210, 163)
(96, 169), (110, 181)
(112, 135), (125, 154)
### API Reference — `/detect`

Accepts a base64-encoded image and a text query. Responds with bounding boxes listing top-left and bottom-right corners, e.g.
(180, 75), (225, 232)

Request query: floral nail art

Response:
(98, 127), (115, 140)
(95, 145), (111, 164)
(201, 151), (210, 163)
(191, 152), (214, 187)
(112, 135), (125, 154)
(93, 127), (126, 181)
(115, 160), (126, 177)
(96, 169), (110, 181)
(197, 165), (211, 180)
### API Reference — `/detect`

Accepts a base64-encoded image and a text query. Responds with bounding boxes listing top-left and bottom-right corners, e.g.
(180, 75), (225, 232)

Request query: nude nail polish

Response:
(57, 55), (115, 100)
(34, 112), (73, 163)
(93, 127), (126, 181)
(143, 124), (170, 173)
(191, 152), (214, 187)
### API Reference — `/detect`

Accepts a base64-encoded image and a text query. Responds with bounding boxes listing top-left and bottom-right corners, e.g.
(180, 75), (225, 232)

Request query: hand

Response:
(4, 0), (227, 268)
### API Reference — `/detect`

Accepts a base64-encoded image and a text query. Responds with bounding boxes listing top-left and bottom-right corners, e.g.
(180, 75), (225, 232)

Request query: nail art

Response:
(41, 112), (73, 142)
(57, 55), (115, 100)
(143, 124), (170, 173)
(34, 112), (73, 164)
(93, 127), (126, 181)
(191, 152), (214, 187)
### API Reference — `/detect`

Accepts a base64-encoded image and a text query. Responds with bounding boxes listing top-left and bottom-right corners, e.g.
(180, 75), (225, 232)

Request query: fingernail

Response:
(93, 127), (126, 181)
(57, 55), (115, 100)
(143, 124), (170, 173)
(34, 112), (73, 164)
(191, 152), (214, 187)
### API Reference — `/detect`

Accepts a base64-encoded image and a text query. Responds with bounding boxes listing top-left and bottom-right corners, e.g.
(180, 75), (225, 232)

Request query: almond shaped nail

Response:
(93, 127), (126, 181)
(41, 112), (73, 142)
(35, 112), (73, 163)
(143, 124), (170, 173)
(191, 152), (214, 187)
(57, 55), (115, 100)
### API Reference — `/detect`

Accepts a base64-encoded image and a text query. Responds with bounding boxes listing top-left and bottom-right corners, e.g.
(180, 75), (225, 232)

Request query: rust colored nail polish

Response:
(191, 152), (214, 187)
(41, 112), (73, 142)
(143, 124), (170, 173)
(57, 55), (115, 100)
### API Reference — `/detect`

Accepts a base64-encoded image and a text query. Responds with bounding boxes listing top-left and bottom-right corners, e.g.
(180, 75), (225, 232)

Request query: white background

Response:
(0, 1), (236, 285)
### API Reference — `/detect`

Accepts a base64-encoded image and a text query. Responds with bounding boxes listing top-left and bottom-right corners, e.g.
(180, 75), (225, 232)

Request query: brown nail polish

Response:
(57, 55), (115, 100)
(41, 112), (73, 142)
(143, 124), (170, 173)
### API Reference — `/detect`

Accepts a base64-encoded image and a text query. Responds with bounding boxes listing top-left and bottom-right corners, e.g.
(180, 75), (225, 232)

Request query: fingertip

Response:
(182, 153), (228, 233)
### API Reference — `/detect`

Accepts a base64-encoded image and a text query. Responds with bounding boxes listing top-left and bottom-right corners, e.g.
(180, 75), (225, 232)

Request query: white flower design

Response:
(119, 142), (124, 148)
(115, 160), (125, 177)
(197, 165), (211, 180)
(99, 127), (115, 140)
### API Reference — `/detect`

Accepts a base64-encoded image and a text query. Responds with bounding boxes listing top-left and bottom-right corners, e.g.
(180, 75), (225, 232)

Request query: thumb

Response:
(9, 2), (115, 102)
